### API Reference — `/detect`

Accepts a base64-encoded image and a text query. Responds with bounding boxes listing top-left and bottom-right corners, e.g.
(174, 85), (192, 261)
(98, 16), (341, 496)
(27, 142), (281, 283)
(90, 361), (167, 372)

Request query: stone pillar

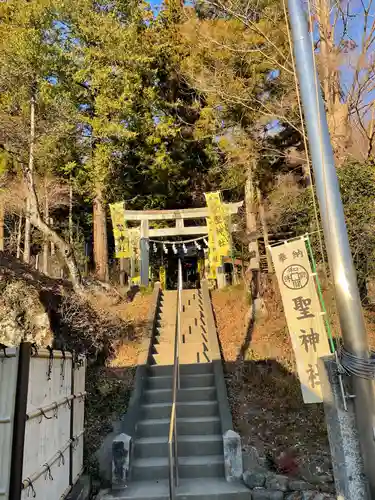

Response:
(112, 433), (132, 490)
(216, 266), (226, 289)
(318, 356), (370, 499)
(140, 220), (149, 287)
(223, 429), (243, 482)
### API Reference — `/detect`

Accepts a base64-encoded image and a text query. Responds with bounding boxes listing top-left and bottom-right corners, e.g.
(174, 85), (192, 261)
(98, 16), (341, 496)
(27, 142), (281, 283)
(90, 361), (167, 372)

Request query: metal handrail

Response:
(168, 259), (182, 499)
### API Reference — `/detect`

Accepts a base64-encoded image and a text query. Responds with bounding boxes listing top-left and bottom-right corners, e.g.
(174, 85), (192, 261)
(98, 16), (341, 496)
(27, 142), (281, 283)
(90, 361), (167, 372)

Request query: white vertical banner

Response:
(269, 237), (330, 403)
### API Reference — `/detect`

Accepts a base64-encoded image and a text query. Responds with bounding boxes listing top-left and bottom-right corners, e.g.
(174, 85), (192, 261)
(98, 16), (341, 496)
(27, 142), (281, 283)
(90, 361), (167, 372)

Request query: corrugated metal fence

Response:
(0, 343), (86, 500)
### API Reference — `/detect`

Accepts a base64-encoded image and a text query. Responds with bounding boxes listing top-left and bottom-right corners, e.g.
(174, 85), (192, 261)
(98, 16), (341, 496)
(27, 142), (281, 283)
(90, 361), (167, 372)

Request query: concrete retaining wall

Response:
(96, 283), (162, 485)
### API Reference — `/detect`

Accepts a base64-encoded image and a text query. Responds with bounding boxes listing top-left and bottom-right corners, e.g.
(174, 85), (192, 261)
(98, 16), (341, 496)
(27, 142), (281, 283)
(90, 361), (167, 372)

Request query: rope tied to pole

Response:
(25, 478), (36, 498)
(338, 345), (375, 380)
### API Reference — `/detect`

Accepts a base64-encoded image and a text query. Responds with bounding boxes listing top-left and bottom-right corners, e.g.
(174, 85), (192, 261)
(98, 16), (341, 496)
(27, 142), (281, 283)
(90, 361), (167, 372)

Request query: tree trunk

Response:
(50, 217), (55, 256)
(24, 197), (31, 264)
(245, 165), (258, 241)
(16, 213), (22, 259)
(316, 0), (349, 161)
(69, 176), (73, 245)
(24, 90), (82, 290)
(26, 187), (82, 289)
(317, 0), (332, 114)
(43, 179), (49, 275)
(0, 201), (4, 251)
(257, 187), (273, 272)
(245, 162), (267, 317)
(245, 164), (260, 270)
(93, 186), (109, 282)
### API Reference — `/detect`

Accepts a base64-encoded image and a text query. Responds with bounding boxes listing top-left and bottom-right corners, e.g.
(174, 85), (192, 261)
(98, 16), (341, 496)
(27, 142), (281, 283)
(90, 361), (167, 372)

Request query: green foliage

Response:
(273, 162), (375, 296)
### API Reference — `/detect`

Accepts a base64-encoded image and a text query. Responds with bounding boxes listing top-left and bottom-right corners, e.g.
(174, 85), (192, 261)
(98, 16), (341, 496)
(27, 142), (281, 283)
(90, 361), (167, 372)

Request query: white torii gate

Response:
(124, 201), (243, 285)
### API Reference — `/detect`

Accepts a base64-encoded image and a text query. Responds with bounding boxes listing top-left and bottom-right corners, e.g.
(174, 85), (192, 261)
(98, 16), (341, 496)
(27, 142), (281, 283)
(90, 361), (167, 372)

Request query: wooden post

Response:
(257, 187), (273, 272)
(140, 220), (149, 286)
(0, 201), (4, 251)
(16, 213), (22, 259)
(9, 343), (31, 500)
(130, 257), (135, 279)
(216, 258), (227, 289)
(119, 258), (126, 286)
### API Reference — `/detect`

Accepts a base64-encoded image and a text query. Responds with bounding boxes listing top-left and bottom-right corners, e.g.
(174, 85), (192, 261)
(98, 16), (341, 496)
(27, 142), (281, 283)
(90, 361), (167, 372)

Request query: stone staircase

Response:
(102, 288), (249, 500)
(152, 290), (210, 366)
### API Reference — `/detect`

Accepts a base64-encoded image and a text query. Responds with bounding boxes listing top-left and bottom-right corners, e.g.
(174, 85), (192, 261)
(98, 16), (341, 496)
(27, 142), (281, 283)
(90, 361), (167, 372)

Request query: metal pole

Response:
(287, 0), (375, 495)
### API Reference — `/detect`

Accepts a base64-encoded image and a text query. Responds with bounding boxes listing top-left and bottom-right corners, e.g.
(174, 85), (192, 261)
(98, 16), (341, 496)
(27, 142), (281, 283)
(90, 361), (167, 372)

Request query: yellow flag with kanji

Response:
(159, 266), (166, 289)
(109, 202), (130, 258)
(205, 191), (232, 261)
(129, 228), (141, 260)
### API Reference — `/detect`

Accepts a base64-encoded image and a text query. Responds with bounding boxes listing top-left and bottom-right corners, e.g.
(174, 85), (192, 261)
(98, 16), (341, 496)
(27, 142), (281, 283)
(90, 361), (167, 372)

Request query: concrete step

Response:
(178, 434), (223, 456)
(141, 403), (172, 419)
(153, 351), (211, 365)
(144, 387), (216, 404)
(177, 416), (221, 435)
(177, 478), (251, 499)
(134, 434), (223, 459)
(179, 455), (224, 478)
(137, 416), (221, 438)
(134, 436), (168, 458)
(156, 327), (205, 338)
(102, 480), (169, 499)
(159, 302), (177, 310)
(142, 401), (219, 419)
(132, 455), (224, 481)
(143, 390), (172, 405)
(101, 478), (251, 500)
(147, 373), (215, 390)
(136, 418), (169, 438)
(153, 344), (208, 357)
(180, 334), (208, 344)
(155, 337), (208, 349)
(148, 363), (213, 377)
(132, 457), (169, 481)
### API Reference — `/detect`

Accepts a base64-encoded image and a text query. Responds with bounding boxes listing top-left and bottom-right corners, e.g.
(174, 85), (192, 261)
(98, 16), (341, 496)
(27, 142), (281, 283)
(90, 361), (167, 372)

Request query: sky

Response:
(147, 0), (374, 114)
(149, 0), (162, 12)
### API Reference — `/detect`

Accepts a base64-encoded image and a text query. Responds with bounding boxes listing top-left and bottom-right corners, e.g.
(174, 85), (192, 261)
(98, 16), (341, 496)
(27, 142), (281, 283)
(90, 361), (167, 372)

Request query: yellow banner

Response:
(205, 192), (231, 258)
(204, 258), (216, 280)
(109, 202), (129, 258)
(206, 216), (219, 278)
(159, 266), (166, 289)
(269, 237), (330, 403)
(205, 192), (231, 278)
(129, 228), (141, 260)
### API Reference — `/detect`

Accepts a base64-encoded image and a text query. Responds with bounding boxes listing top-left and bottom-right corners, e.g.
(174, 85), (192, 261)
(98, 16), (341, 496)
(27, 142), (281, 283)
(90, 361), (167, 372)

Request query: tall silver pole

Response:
(287, 0), (375, 495)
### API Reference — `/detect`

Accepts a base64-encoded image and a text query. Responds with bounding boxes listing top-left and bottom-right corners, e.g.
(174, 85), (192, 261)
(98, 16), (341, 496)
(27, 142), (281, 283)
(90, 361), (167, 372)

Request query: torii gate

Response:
(124, 201), (243, 285)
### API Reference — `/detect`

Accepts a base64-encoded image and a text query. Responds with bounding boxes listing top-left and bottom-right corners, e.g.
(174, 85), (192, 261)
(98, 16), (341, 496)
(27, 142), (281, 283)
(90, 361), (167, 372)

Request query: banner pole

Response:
(288, 0), (375, 494)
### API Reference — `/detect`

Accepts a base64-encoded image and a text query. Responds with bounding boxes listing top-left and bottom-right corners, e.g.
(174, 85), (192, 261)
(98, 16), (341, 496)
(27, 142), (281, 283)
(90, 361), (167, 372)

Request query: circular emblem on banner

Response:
(282, 264), (309, 290)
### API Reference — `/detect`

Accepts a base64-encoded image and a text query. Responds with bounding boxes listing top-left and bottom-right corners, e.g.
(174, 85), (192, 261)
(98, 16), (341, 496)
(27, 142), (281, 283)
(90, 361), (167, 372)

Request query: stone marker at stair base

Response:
(112, 433), (132, 490)
(223, 430), (243, 482)
(318, 356), (369, 500)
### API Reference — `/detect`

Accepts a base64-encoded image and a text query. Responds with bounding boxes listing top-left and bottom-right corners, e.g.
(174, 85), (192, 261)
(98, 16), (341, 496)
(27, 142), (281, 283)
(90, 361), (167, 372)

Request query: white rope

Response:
(269, 228), (323, 247)
(149, 235), (208, 245)
(282, 0), (327, 276)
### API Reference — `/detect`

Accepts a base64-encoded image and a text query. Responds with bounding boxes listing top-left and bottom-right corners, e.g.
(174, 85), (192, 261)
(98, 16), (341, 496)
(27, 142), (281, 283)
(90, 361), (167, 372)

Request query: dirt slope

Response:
(211, 283), (332, 479)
